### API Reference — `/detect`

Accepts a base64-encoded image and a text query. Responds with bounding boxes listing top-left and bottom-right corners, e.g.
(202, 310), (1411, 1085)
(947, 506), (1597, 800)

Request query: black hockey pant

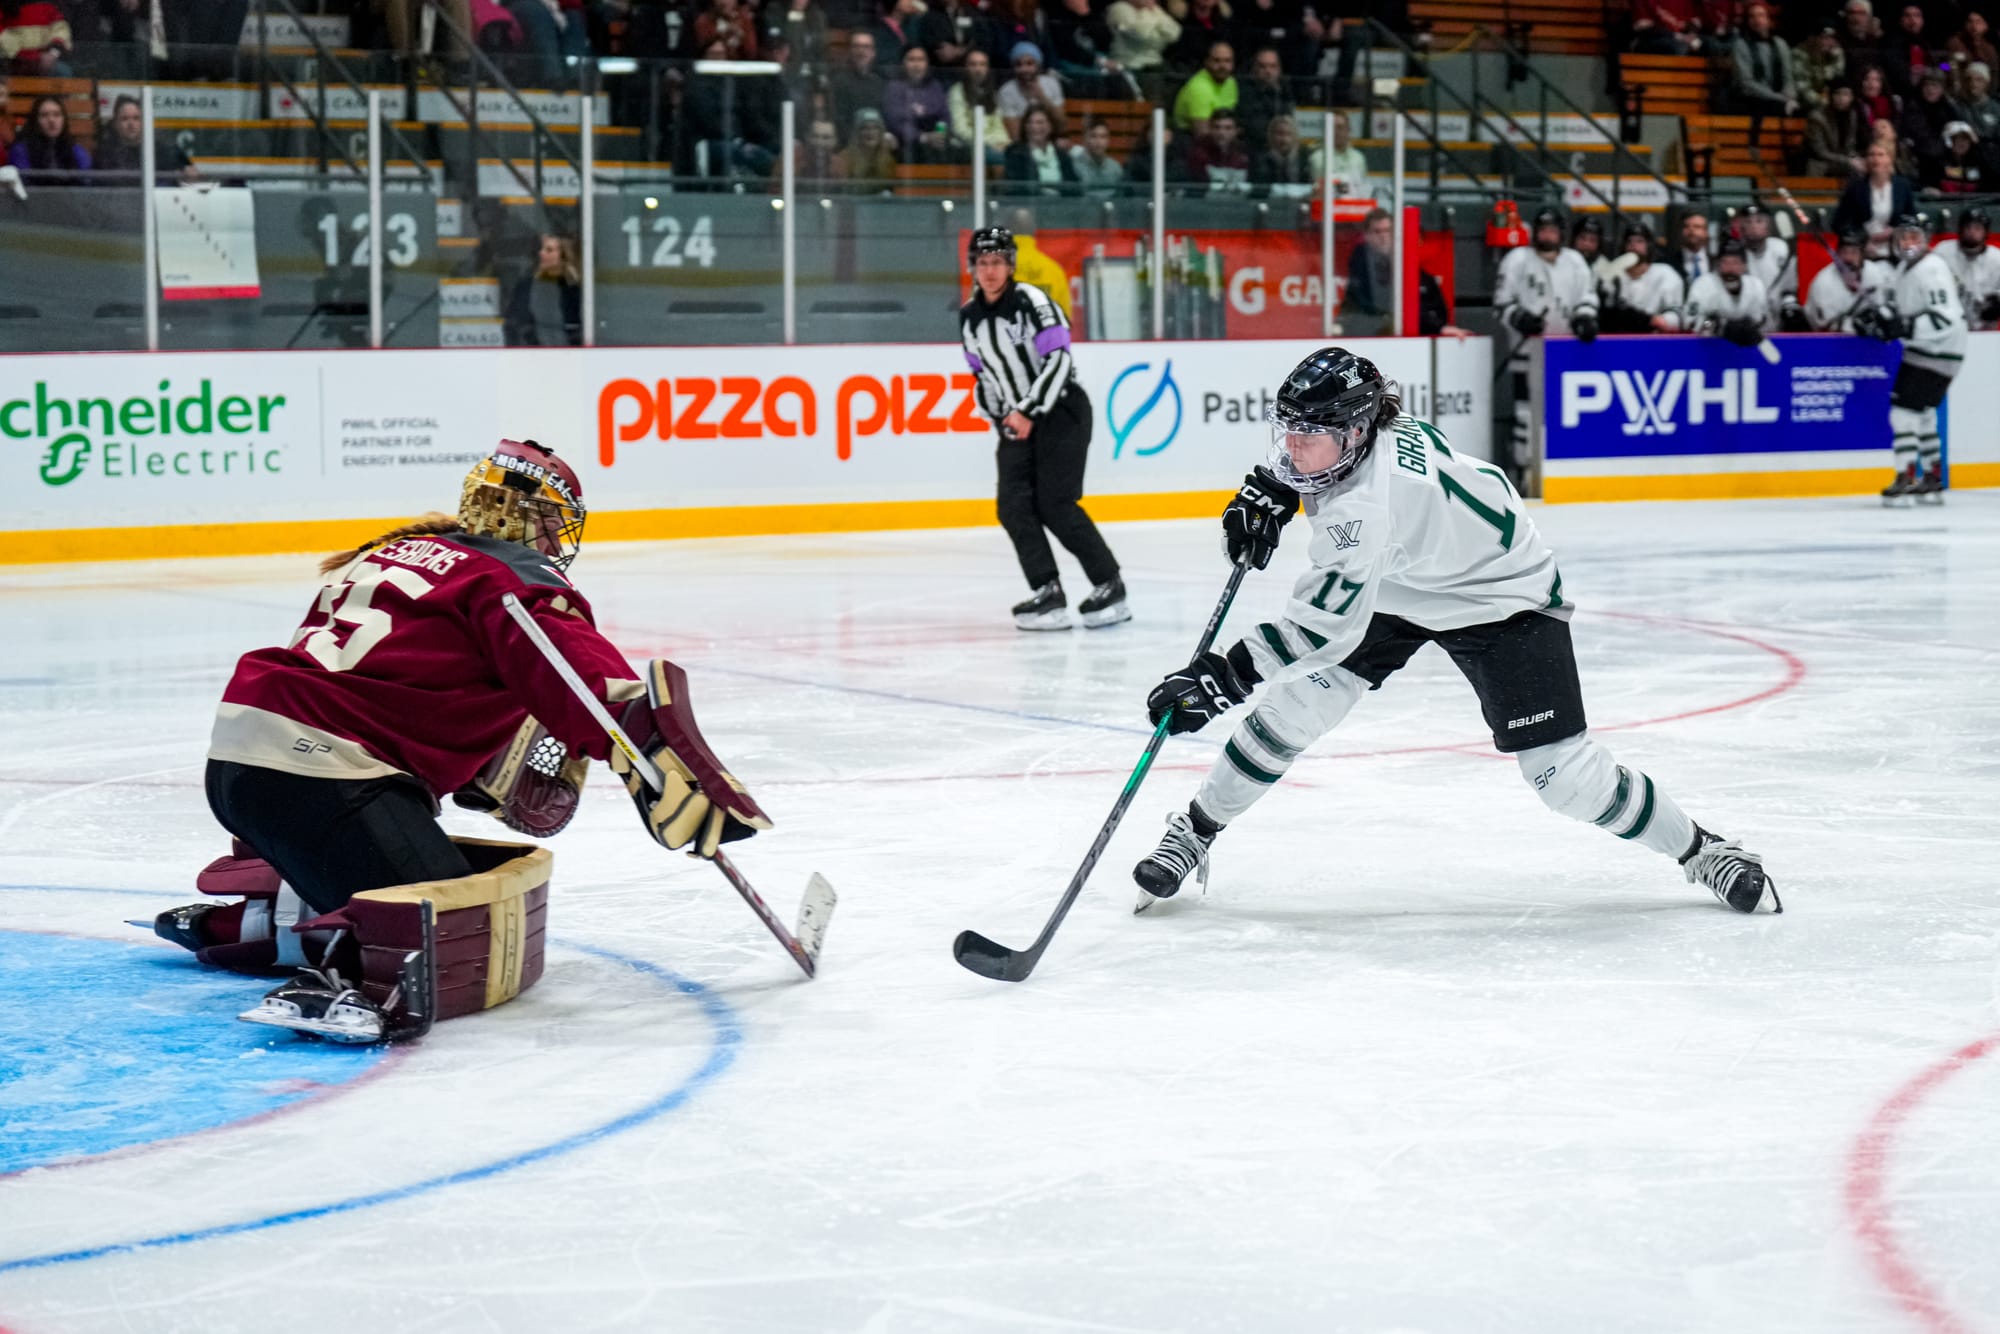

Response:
(206, 759), (472, 916)
(995, 385), (1121, 589)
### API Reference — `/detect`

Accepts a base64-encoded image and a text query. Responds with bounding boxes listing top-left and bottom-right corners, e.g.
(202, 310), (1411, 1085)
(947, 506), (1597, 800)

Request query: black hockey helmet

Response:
(1531, 207), (1563, 251)
(1837, 226), (1869, 250)
(1572, 215), (1604, 240)
(1266, 347), (1394, 493)
(1716, 236), (1749, 264)
(967, 225), (1017, 270)
(1892, 210), (1929, 261)
(1959, 204), (1990, 248)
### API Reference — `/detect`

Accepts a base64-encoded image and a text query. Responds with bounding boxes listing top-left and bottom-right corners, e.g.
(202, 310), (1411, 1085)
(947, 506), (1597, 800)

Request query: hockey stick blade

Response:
(952, 559), (1250, 983)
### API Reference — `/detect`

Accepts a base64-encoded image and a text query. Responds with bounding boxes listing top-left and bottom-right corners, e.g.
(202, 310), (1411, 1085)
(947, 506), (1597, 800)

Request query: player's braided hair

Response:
(1375, 390), (1402, 436)
(318, 513), (463, 576)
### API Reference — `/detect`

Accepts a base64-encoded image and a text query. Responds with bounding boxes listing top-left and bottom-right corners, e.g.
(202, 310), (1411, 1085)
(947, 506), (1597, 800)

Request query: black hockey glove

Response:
(1571, 311), (1599, 343)
(1508, 307), (1546, 337)
(1980, 293), (2000, 324)
(1146, 642), (1261, 735)
(1220, 467), (1300, 571)
(1721, 315), (1764, 348)
(1779, 299), (1811, 334)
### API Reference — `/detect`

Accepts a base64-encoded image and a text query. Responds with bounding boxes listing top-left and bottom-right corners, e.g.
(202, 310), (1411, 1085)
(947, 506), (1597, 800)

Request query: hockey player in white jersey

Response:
(1804, 228), (1891, 331)
(1737, 203), (1799, 329)
(1596, 222), (1685, 333)
(1935, 204), (2000, 331)
(1496, 208), (1598, 479)
(1856, 213), (1966, 502)
(1131, 348), (1776, 918)
(1680, 238), (1771, 346)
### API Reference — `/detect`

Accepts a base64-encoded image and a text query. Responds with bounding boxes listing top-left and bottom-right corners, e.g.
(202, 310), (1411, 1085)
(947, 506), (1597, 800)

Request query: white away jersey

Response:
(1495, 246), (1598, 337)
(1889, 250), (1968, 376)
(1681, 272), (1772, 333)
(1745, 238), (1794, 316)
(1804, 258), (1891, 331)
(1935, 239), (2000, 329)
(1240, 416), (1564, 687)
(1604, 262), (1685, 322)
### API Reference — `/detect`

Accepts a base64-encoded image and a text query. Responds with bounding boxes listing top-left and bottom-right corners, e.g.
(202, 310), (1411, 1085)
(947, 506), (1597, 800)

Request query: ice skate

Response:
(145, 902), (219, 952)
(1012, 580), (1071, 631)
(1912, 466), (1946, 504)
(239, 967), (387, 1044)
(1681, 829), (1781, 914)
(1132, 810), (1212, 913)
(1881, 464), (1919, 506)
(1078, 577), (1132, 629)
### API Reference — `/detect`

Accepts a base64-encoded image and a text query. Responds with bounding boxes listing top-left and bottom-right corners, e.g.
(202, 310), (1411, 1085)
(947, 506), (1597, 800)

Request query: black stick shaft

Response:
(957, 558), (1250, 978)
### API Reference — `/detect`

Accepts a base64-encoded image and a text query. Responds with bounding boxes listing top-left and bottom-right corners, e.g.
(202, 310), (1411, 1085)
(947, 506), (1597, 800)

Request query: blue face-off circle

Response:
(0, 931), (386, 1177)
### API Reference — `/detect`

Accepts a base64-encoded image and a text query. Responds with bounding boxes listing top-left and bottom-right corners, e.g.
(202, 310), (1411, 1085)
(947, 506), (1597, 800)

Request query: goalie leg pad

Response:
(305, 838), (551, 1023)
(1516, 731), (1695, 859)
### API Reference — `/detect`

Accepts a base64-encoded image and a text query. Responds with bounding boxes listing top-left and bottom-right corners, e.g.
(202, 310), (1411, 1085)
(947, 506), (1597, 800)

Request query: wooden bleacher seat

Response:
(893, 162), (971, 196)
(1068, 99), (1151, 157)
(1618, 52), (1722, 120)
(6, 76), (97, 149)
(1412, 0), (1610, 57)
(1685, 112), (1804, 177)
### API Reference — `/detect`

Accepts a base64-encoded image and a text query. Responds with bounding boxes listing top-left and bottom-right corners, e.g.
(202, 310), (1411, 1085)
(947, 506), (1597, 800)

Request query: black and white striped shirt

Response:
(958, 281), (1076, 423)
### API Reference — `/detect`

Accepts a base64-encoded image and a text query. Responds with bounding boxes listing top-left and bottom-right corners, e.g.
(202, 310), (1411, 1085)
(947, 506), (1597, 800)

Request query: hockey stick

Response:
(953, 556), (1251, 983)
(500, 592), (836, 978)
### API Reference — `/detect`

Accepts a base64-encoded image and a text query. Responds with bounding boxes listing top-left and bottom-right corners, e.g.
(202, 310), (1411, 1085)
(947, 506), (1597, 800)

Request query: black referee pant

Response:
(996, 384), (1120, 589)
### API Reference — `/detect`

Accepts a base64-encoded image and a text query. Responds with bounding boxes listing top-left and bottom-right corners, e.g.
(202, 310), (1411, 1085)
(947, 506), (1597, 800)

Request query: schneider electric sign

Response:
(6, 379), (292, 488)
(1544, 335), (1897, 458)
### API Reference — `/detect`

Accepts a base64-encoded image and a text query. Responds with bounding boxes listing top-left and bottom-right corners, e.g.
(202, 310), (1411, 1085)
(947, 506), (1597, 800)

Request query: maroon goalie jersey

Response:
(210, 532), (640, 797)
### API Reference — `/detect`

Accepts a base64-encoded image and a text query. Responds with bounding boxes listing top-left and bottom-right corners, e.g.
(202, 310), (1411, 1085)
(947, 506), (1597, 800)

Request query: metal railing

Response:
(252, 0), (427, 180)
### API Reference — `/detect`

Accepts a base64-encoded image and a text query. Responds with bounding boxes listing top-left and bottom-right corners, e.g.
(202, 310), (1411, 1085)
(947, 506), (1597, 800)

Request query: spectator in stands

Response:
(773, 0), (831, 75)
(828, 30), (887, 142)
(1899, 66), (1960, 173)
(1630, 0), (1705, 55)
(1235, 45), (1293, 151)
(951, 47), (1012, 163)
(506, 233), (582, 346)
(835, 106), (898, 184)
(1250, 111), (1313, 196)
(1832, 139), (1916, 249)
(1948, 12), (1999, 90)
(1071, 117), (1127, 193)
(997, 41), (1065, 139)
(1165, 0), (1230, 72)
(1171, 39), (1236, 132)
(1732, 3), (1799, 116)
(1, 0), (72, 73)
(1108, 0), (1181, 75)
(1794, 27), (1846, 111)
(1003, 103), (1079, 192)
(1668, 210), (1713, 283)
(1232, 0), (1304, 77)
(1870, 113), (1920, 175)
(7, 92), (87, 175)
(1963, 62), (2000, 139)
(1924, 119), (1993, 192)
(0, 70), (12, 160)
(1884, 4), (1933, 96)
(1183, 104), (1248, 192)
(498, 0), (589, 84)
(1837, 0), (1884, 72)
(869, 0), (927, 71)
(1314, 107), (1368, 197)
(694, 0), (759, 60)
(1125, 113), (1191, 184)
(1807, 80), (1869, 175)
(1048, 0), (1123, 93)
(1855, 62), (1897, 126)
(786, 116), (847, 186)
(926, 0), (997, 69)
(884, 45), (951, 160)
(1571, 215), (1604, 263)
(93, 93), (198, 182)
(683, 36), (782, 175)
(1342, 205), (1394, 334)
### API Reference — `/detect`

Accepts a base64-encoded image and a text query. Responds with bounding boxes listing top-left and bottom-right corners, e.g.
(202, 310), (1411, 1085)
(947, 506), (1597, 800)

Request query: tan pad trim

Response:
(355, 838), (550, 1008)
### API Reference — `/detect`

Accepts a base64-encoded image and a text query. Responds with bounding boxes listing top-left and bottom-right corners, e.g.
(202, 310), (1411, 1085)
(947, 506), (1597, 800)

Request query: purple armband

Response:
(1032, 325), (1071, 356)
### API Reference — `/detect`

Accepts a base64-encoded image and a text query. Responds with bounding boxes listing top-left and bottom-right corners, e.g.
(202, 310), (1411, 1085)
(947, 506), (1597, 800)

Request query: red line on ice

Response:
(1844, 1033), (1999, 1334)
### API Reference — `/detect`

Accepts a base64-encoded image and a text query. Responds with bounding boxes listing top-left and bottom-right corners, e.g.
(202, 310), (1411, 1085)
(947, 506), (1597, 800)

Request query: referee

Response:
(958, 226), (1129, 630)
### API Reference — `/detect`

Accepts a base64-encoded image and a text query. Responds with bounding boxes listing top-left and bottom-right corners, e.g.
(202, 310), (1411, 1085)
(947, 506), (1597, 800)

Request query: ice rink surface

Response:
(2, 496), (1998, 1334)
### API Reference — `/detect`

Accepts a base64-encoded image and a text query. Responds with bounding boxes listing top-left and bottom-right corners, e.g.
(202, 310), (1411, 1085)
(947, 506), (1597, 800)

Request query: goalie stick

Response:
(953, 556), (1250, 983)
(501, 593), (835, 978)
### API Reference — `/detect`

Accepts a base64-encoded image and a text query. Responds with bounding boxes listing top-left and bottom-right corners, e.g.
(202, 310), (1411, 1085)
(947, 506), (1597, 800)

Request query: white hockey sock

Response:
(1193, 668), (1364, 825)
(1515, 732), (1696, 860)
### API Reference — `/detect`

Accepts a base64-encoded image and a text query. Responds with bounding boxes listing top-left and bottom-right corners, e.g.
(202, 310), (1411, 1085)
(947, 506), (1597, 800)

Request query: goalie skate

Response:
(240, 968), (387, 1044)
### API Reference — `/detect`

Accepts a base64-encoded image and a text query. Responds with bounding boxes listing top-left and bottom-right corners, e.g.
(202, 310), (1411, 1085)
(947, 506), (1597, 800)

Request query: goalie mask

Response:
(1265, 347), (1391, 493)
(459, 438), (586, 570)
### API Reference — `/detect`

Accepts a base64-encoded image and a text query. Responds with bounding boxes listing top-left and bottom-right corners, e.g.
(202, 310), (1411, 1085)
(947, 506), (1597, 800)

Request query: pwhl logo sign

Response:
(1560, 368), (1779, 435)
(1107, 360), (1181, 459)
(5, 380), (290, 487)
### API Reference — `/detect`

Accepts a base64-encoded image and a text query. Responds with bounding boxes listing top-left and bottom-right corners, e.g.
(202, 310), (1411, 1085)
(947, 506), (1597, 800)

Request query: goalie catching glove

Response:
(453, 717), (590, 838)
(610, 659), (771, 857)
(1146, 642), (1263, 735)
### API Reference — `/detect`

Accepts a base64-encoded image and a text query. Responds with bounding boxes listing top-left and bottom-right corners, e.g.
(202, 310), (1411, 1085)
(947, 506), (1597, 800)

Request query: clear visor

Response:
(1265, 413), (1370, 493)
